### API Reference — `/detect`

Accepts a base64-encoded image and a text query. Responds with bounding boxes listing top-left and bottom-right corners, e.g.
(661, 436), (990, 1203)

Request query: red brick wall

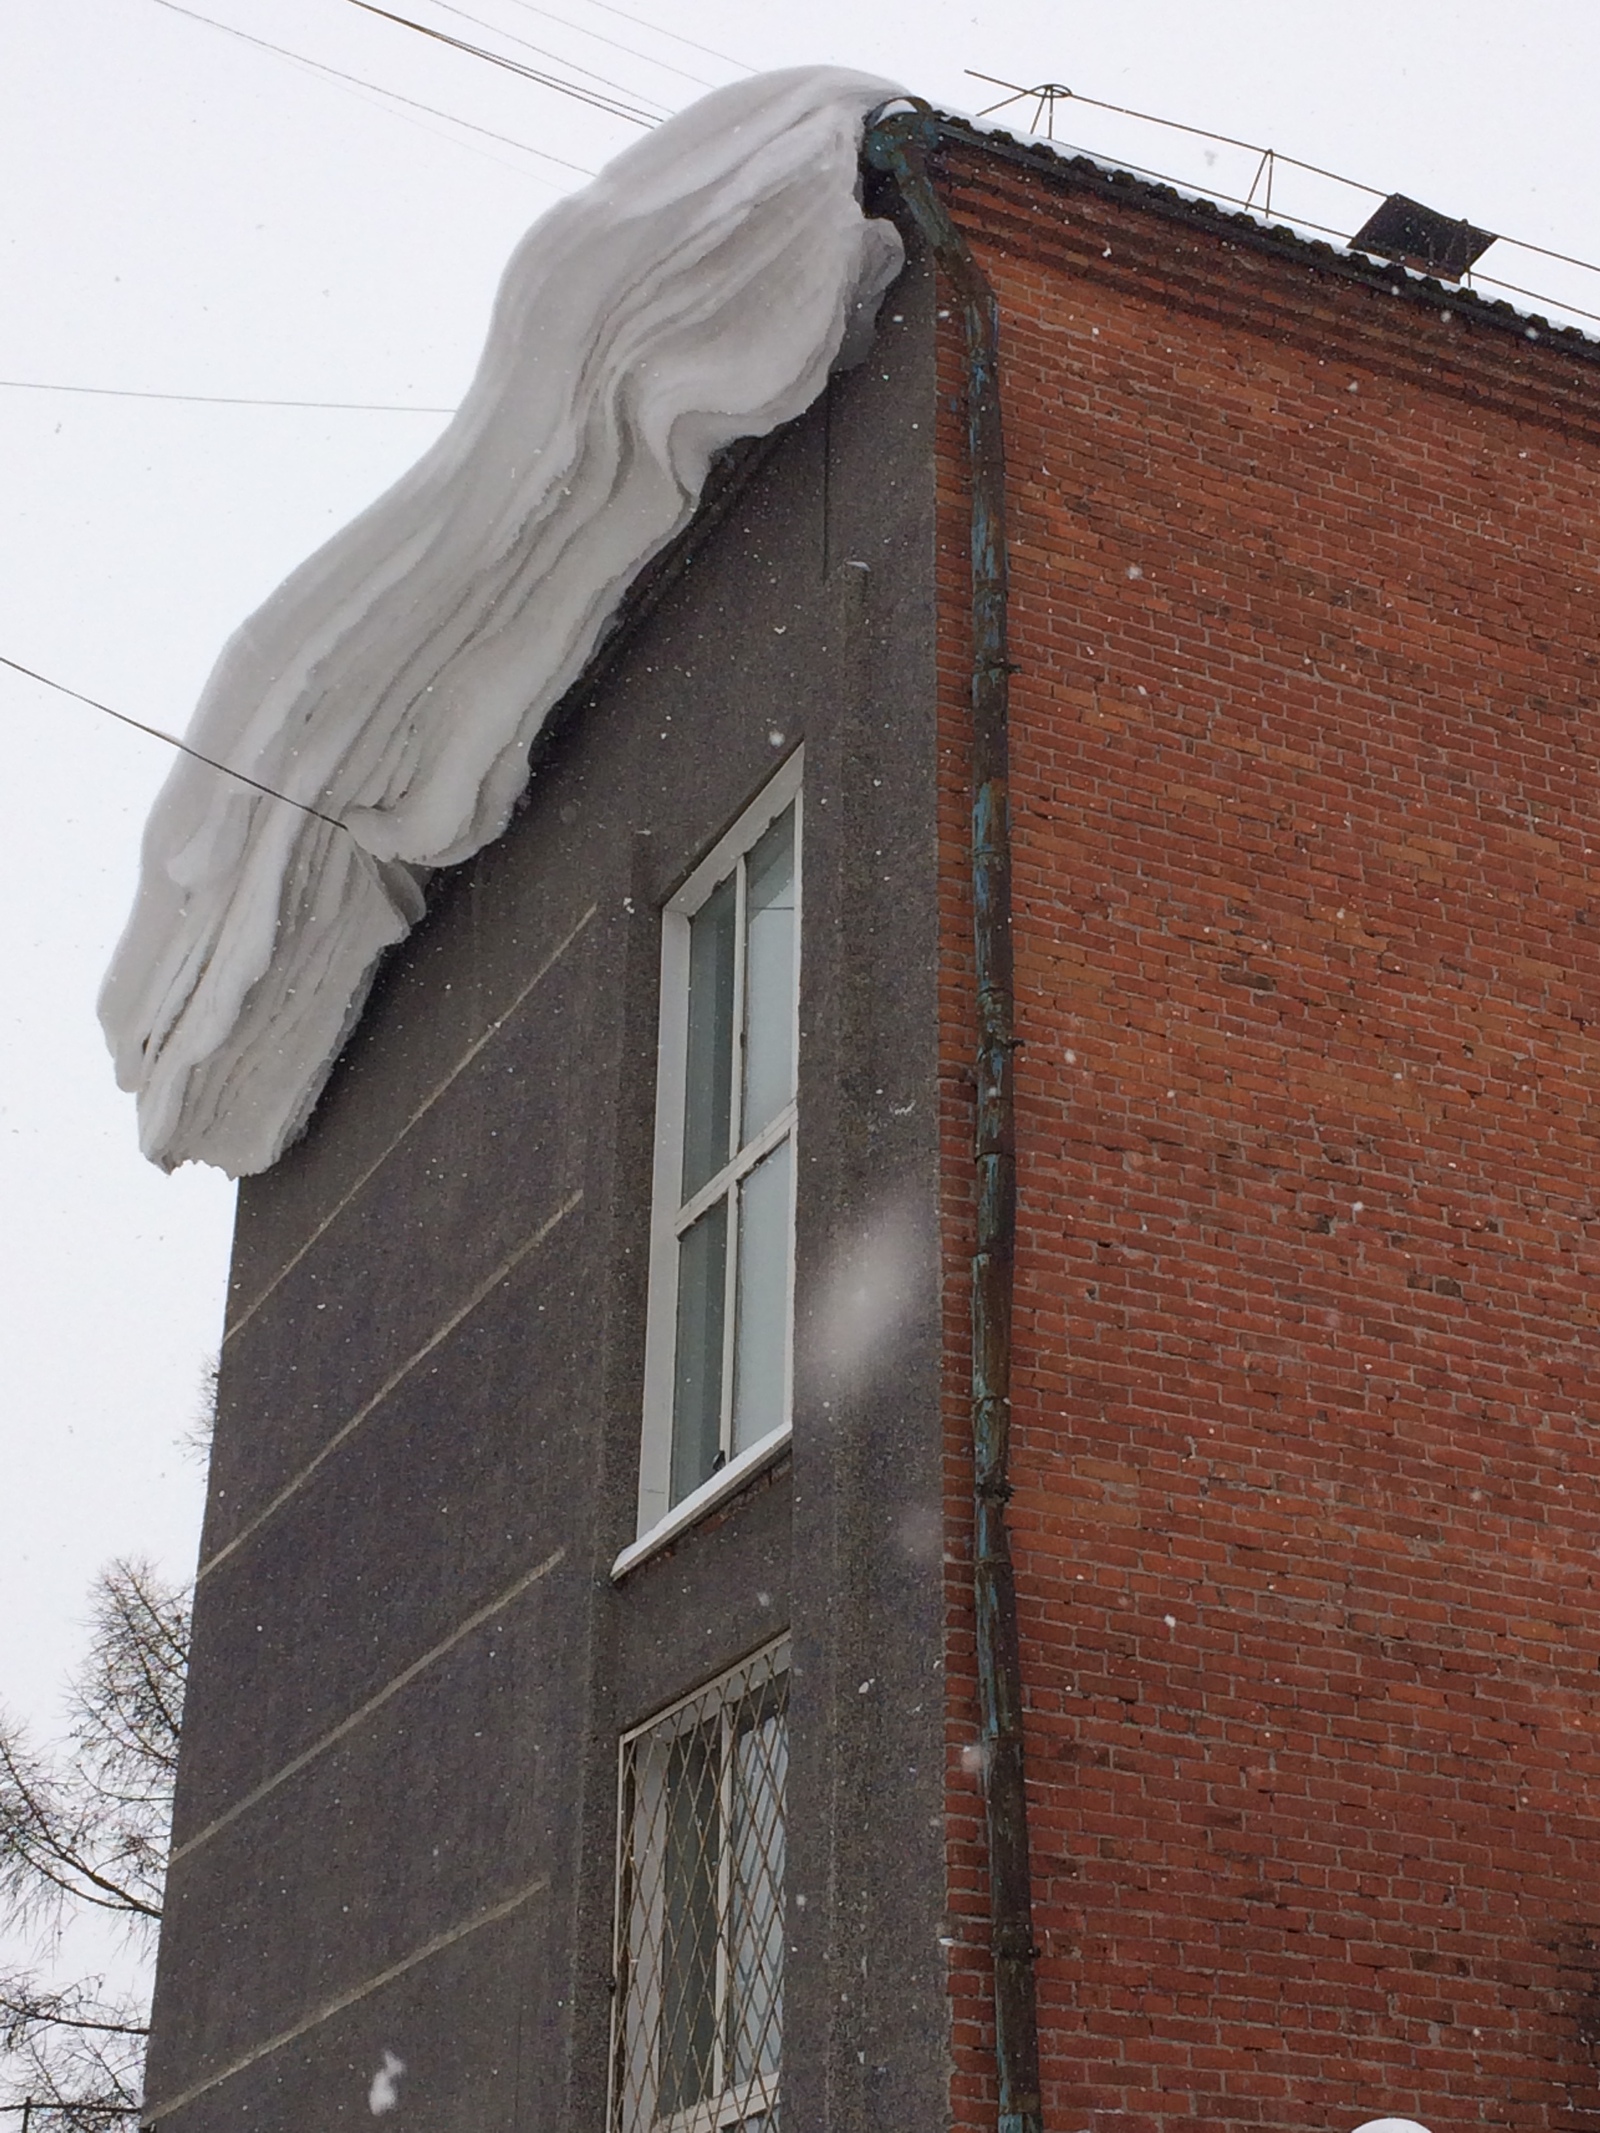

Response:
(937, 141), (1600, 2132)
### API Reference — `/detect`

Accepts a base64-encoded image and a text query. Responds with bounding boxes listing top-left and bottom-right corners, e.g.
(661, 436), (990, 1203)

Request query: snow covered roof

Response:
(99, 66), (904, 1178)
(107, 72), (1587, 1183)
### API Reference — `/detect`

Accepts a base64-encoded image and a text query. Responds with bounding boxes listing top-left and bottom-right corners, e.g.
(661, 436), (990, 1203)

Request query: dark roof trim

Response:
(931, 113), (1600, 374)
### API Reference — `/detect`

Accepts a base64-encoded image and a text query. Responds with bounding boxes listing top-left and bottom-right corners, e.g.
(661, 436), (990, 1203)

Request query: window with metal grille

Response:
(633, 759), (801, 1550)
(611, 1640), (789, 2133)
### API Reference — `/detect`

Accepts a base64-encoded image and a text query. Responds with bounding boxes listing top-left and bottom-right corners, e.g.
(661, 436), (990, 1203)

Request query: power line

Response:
(484, 0), (719, 90)
(341, 0), (658, 126)
(962, 72), (1600, 329)
(526, 0), (750, 73)
(0, 655), (348, 832)
(255, 30), (565, 180)
(145, 0), (597, 175)
(418, 0), (679, 105)
(0, 378), (455, 412)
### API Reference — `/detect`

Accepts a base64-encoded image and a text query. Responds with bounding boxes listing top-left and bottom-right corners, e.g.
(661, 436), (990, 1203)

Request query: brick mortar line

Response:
(926, 195), (1600, 2125)
(936, 123), (1600, 378)
(937, 172), (1600, 444)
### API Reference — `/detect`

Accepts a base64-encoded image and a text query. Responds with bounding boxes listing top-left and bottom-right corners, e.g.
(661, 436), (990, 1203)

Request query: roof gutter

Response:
(863, 104), (1043, 2133)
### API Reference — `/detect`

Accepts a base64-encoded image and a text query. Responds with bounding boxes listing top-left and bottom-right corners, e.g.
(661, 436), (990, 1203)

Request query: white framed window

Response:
(610, 1639), (789, 2133)
(629, 757), (802, 1556)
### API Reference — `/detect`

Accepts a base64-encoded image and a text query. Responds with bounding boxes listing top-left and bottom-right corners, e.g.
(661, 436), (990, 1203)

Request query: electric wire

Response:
(518, 0), (750, 74)
(145, 0), (597, 174)
(0, 377), (455, 412)
(0, 655), (348, 831)
(1465, 270), (1600, 328)
(341, 0), (659, 126)
(966, 72), (1384, 196)
(272, 32), (570, 180)
(415, 0), (679, 106)
(481, 0), (721, 90)
(962, 71), (1600, 328)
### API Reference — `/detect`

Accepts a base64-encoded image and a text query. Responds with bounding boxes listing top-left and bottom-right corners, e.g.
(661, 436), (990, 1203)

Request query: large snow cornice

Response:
(99, 67), (905, 1177)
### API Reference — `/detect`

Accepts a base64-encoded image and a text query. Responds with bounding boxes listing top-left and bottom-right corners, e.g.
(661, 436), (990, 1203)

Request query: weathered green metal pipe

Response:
(863, 104), (1042, 2133)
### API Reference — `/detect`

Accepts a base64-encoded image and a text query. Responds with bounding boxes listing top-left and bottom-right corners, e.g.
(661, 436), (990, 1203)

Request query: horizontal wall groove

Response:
(198, 1189), (582, 1581)
(224, 899), (598, 1344)
(140, 1872), (549, 2126)
(171, 1545), (565, 1863)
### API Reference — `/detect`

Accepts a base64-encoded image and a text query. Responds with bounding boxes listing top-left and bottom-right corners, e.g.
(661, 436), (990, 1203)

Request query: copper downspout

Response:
(863, 105), (1043, 2133)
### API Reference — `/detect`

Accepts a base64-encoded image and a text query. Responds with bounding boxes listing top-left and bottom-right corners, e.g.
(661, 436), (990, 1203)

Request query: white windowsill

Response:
(611, 1426), (791, 1582)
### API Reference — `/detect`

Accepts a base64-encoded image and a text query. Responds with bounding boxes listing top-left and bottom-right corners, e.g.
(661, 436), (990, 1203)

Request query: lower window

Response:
(611, 1640), (789, 2133)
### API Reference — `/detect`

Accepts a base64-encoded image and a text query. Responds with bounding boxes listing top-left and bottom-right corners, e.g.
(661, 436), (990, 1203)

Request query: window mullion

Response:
(717, 1182), (739, 1462)
(712, 1705), (735, 2111)
(730, 854), (748, 1163)
(673, 1105), (796, 1236)
(717, 855), (749, 1461)
(780, 1129), (797, 1461)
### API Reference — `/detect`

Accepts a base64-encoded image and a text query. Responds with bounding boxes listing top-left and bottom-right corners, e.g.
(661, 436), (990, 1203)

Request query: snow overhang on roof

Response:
(99, 66), (905, 1177)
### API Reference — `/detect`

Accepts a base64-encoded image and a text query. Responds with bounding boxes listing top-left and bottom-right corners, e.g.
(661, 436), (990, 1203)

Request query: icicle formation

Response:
(100, 66), (905, 1176)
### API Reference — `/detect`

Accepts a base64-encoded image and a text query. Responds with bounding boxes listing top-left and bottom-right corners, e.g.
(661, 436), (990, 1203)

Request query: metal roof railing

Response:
(964, 74), (1600, 337)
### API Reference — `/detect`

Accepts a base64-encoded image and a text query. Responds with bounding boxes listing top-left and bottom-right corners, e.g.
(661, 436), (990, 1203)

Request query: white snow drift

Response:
(100, 66), (905, 1176)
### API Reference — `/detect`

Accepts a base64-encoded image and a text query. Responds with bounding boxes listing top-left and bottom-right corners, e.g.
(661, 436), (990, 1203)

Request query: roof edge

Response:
(932, 112), (1600, 374)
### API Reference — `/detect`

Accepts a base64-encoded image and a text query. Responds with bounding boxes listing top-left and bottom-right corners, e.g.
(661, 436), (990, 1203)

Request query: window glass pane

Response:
(671, 1200), (727, 1504)
(682, 875), (737, 1198)
(658, 1718), (721, 2115)
(731, 1139), (791, 1457)
(727, 1693), (787, 2090)
(741, 806), (796, 1146)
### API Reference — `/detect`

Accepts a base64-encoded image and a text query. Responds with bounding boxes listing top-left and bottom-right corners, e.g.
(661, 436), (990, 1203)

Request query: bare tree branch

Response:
(0, 1981), (148, 2042)
(0, 1973), (147, 2128)
(0, 1733), (162, 1924)
(0, 1561), (189, 2130)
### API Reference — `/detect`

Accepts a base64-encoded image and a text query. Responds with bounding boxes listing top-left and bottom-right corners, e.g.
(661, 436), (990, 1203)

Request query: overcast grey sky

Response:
(2, 0), (1597, 1750)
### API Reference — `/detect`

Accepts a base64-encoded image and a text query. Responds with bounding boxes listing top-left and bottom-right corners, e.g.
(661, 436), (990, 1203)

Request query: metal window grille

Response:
(611, 1640), (788, 2133)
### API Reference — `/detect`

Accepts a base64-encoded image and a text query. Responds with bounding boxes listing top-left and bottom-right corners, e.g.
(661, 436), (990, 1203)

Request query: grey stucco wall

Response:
(145, 235), (948, 2133)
